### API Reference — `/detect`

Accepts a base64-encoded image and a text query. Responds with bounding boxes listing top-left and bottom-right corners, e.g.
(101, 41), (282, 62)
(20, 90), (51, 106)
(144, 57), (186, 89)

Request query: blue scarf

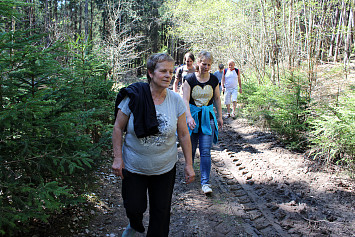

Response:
(188, 104), (218, 144)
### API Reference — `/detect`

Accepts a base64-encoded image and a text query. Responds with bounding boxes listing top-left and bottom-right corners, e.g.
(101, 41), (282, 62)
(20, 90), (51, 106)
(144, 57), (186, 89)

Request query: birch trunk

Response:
(328, 7), (339, 59)
(334, 1), (346, 62)
(343, 8), (354, 65)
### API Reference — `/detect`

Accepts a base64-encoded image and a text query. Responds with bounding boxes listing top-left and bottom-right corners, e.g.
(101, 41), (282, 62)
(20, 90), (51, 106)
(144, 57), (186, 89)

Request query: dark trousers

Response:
(122, 166), (176, 237)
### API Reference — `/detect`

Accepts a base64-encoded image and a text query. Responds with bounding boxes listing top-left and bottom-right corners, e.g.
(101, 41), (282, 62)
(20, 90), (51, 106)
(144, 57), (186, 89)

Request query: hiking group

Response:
(112, 51), (242, 237)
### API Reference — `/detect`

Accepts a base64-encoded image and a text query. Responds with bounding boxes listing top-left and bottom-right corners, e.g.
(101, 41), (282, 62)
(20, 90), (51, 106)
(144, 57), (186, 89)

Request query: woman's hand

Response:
(177, 112), (195, 185)
(217, 117), (223, 130)
(112, 158), (124, 179)
(112, 110), (129, 180)
(186, 116), (196, 130)
(184, 164), (195, 184)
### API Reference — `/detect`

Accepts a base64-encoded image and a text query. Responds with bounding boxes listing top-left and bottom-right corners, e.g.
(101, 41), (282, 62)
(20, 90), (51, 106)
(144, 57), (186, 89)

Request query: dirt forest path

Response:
(74, 117), (354, 237)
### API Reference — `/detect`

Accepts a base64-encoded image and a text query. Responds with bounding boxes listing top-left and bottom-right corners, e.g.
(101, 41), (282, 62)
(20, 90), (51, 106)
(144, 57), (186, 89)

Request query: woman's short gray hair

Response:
(147, 53), (175, 83)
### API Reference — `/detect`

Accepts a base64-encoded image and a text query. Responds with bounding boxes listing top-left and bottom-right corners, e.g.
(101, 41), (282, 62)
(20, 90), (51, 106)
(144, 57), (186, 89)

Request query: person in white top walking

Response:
(221, 59), (242, 117)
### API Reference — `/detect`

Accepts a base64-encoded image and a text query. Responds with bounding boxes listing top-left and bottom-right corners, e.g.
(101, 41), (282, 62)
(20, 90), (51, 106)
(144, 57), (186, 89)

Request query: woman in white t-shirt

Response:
(112, 53), (195, 237)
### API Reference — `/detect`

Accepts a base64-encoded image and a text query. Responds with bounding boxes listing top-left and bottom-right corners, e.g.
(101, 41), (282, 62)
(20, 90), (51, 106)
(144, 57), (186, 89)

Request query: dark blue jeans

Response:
(191, 119), (215, 186)
(122, 166), (176, 237)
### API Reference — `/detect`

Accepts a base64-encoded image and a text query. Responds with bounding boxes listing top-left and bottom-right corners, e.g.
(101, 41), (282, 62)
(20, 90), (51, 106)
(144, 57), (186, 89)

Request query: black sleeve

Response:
(176, 67), (183, 80)
(184, 73), (195, 87)
(210, 74), (219, 89)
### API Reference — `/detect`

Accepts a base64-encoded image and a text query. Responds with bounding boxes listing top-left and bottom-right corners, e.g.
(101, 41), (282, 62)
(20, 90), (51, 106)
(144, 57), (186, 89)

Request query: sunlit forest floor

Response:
(313, 61), (355, 103)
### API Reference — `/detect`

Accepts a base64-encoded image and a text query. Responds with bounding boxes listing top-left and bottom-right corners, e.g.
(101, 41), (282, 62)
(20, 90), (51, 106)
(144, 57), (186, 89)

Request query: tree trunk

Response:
(44, 0), (49, 31)
(334, 1), (346, 62)
(272, 4), (280, 85)
(90, 0), (93, 41)
(328, 7), (339, 59)
(343, 8), (354, 65)
(315, 0), (327, 61)
(259, 0), (272, 82)
(85, 0), (89, 40)
(79, 0), (82, 35)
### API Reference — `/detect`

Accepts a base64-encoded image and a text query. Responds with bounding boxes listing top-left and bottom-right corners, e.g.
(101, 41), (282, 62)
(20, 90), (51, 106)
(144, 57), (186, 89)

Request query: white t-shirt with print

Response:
(118, 89), (186, 175)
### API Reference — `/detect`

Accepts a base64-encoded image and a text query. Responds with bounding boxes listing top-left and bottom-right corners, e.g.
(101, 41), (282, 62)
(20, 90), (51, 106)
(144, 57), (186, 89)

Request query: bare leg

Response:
(226, 104), (231, 115)
(232, 101), (237, 115)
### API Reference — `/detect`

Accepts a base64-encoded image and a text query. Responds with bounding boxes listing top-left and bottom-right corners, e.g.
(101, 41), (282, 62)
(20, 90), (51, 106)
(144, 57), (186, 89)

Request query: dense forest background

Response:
(1, 0), (354, 235)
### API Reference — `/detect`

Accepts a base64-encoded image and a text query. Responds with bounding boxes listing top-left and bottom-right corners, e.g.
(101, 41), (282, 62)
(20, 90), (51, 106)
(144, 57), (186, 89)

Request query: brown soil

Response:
(50, 116), (353, 237)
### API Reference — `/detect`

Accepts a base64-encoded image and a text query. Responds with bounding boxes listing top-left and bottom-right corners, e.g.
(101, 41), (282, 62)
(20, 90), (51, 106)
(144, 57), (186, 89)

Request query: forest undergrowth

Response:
(239, 62), (354, 174)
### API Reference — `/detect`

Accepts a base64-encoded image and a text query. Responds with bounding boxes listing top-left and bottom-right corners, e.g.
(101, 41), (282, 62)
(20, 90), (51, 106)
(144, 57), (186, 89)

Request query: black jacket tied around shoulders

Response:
(114, 82), (159, 138)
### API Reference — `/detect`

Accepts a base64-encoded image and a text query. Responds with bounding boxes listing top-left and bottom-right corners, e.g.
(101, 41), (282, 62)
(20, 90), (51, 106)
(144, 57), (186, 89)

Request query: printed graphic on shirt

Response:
(139, 111), (171, 146)
(191, 85), (214, 107)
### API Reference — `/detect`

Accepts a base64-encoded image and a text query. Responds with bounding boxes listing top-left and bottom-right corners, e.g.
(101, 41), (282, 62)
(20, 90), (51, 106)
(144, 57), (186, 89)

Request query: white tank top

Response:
(224, 69), (238, 89)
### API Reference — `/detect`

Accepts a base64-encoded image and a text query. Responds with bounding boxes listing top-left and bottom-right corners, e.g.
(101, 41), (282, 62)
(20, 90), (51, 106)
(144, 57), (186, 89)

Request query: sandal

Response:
(231, 112), (235, 117)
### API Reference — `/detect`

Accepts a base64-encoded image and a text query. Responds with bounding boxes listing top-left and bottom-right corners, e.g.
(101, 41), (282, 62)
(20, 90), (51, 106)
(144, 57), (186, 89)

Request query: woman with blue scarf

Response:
(182, 51), (223, 194)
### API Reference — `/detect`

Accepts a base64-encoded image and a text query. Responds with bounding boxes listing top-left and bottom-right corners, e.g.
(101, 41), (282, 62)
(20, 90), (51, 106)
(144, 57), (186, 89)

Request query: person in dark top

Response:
(182, 50), (223, 194)
(173, 52), (196, 94)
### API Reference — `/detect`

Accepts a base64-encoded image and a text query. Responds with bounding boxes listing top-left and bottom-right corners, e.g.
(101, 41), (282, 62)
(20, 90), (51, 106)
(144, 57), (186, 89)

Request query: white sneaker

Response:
(202, 184), (212, 194)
